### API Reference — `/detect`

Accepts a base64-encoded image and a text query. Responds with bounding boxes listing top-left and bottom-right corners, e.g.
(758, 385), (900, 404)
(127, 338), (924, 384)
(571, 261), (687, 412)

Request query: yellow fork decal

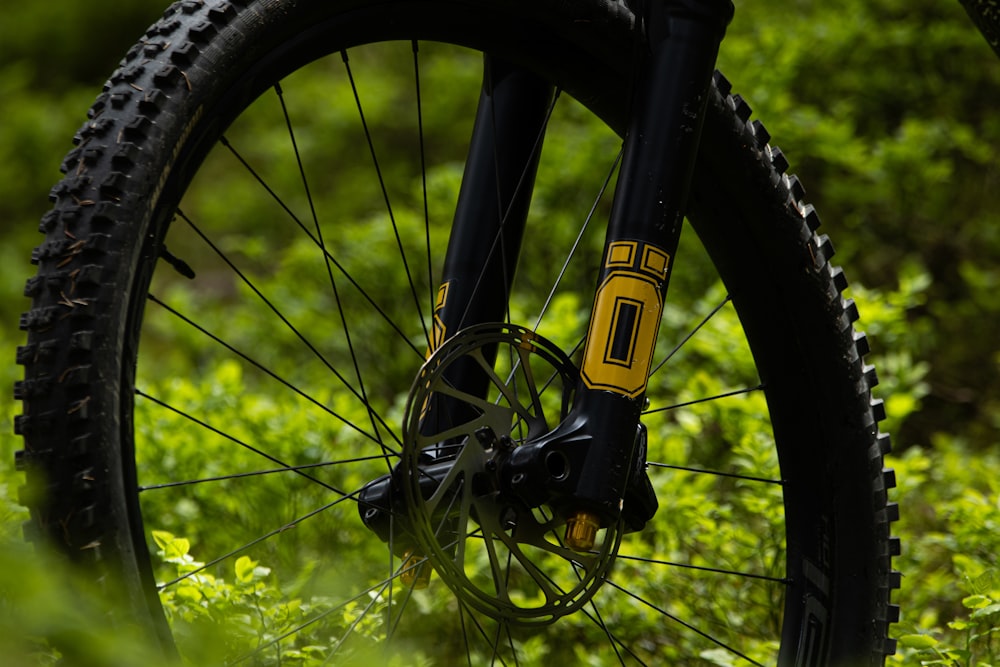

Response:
(581, 241), (669, 398)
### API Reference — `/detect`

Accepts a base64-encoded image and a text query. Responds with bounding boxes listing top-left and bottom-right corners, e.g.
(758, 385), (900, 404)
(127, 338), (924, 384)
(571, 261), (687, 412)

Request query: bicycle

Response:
(18, 0), (995, 664)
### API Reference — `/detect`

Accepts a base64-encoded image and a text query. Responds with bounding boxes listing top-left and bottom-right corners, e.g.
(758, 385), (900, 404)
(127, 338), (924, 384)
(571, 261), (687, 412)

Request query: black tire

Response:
(14, 0), (898, 664)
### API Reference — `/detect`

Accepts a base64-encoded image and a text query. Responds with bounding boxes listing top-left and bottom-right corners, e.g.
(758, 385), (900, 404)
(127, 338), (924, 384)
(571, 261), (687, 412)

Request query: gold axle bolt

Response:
(564, 510), (601, 552)
(400, 550), (432, 589)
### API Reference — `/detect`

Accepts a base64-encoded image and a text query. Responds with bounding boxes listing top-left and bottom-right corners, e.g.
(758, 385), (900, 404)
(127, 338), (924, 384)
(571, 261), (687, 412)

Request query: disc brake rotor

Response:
(400, 323), (622, 624)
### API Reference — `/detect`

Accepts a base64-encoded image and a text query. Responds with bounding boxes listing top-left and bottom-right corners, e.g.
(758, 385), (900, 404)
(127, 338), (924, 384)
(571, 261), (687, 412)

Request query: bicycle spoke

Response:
(498, 620), (518, 667)
(605, 580), (766, 667)
(277, 81), (398, 472)
(614, 552), (788, 584)
(651, 293), (733, 377)
(342, 48), (429, 347)
(137, 456), (389, 491)
(412, 40), (437, 331)
(532, 145), (623, 331)
(581, 599), (633, 667)
(646, 460), (783, 486)
(158, 493), (357, 590)
(135, 389), (346, 495)
(327, 577), (392, 659)
(642, 384), (765, 415)
(459, 605), (510, 667)
(383, 555), (428, 644)
(274, 81), (322, 243)
(146, 293), (398, 450)
(230, 559), (412, 665)
(457, 87), (562, 332)
(175, 210), (402, 445)
(216, 137), (425, 358)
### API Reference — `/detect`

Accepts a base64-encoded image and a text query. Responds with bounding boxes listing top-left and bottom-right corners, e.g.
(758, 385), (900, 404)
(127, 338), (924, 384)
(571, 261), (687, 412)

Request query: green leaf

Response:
(970, 569), (997, 595)
(963, 594), (992, 610)
(235, 555), (258, 583)
(152, 530), (190, 560)
(151, 530), (174, 551)
(897, 633), (938, 649)
(176, 585), (203, 603)
(970, 602), (1000, 620)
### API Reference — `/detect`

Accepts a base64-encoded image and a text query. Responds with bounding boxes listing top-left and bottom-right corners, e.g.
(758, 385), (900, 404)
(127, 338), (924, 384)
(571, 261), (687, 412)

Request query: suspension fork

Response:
(504, 0), (735, 548)
(422, 57), (554, 430)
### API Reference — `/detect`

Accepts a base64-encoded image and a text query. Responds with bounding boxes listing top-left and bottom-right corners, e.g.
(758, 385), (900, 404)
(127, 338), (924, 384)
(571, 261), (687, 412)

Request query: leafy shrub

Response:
(889, 437), (1000, 665)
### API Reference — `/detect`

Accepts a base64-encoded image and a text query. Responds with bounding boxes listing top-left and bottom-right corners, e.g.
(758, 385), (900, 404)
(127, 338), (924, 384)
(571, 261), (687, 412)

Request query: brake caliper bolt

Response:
(564, 510), (601, 552)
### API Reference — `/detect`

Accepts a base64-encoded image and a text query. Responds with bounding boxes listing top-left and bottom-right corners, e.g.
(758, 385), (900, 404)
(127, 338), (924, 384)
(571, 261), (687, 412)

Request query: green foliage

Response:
(4, 283), (997, 664)
(0, 544), (176, 667)
(0, 1), (165, 327)
(848, 267), (933, 435)
(889, 437), (1000, 665)
(0, 438), (176, 666)
(720, 0), (1000, 452)
(3, 0), (1000, 664)
(151, 529), (402, 665)
(0, 1), (164, 88)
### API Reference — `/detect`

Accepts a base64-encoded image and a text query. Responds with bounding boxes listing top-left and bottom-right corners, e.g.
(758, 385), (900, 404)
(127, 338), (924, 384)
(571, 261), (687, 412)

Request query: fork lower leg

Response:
(507, 0), (736, 544)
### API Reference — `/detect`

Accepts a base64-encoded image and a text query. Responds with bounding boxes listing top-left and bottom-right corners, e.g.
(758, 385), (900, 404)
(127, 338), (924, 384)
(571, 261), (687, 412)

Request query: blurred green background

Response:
(1, 0), (999, 663)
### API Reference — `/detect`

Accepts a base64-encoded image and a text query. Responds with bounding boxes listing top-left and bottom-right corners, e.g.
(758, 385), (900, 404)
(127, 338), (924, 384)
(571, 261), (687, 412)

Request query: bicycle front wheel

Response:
(15, 0), (898, 664)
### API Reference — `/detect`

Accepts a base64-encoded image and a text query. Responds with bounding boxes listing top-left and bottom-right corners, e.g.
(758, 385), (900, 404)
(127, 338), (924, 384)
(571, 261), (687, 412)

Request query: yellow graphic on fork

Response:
(429, 282), (450, 356)
(581, 241), (669, 398)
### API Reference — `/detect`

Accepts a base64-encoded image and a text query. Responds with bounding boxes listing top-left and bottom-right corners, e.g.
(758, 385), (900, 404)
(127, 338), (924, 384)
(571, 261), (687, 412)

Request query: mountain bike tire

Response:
(14, 0), (899, 664)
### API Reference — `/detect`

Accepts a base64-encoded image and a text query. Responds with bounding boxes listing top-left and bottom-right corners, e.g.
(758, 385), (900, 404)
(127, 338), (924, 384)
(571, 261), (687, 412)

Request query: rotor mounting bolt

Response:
(475, 426), (498, 449)
(564, 510), (601, 552)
